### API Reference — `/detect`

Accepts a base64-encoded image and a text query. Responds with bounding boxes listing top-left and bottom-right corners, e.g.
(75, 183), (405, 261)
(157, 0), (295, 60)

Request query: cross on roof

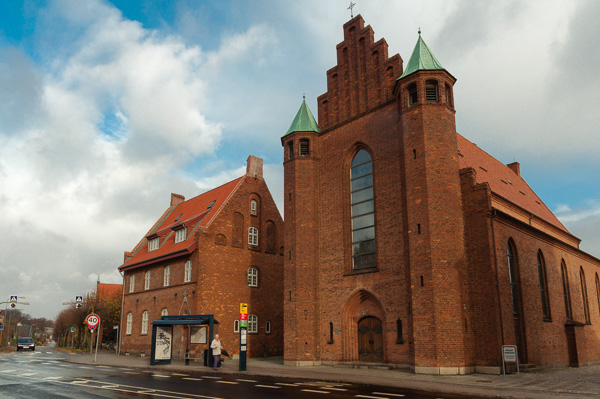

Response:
(348, 1), (356, 18)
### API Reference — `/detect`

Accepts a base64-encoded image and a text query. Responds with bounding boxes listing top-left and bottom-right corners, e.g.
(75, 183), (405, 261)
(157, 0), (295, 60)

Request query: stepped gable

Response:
(317, 15), (403, 130)
(457, 133), (570, 235)
(119, 177), (244, 270)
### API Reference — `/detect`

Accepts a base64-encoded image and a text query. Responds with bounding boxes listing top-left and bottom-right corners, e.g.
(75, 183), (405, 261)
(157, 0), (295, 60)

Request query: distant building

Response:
(118, 156), (284, 359)
(282, 15), (600, 374)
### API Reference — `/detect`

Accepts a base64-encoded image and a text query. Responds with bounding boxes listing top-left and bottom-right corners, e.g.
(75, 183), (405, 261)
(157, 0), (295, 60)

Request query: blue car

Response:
(17, 337), (35, 351)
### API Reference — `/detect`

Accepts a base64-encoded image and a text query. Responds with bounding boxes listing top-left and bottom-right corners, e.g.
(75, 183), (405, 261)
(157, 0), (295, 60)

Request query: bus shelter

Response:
(150, 314), (218, 366)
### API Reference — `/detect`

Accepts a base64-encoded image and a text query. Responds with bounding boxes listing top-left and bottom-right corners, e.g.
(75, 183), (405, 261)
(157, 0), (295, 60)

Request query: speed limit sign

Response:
(86, 314), (100, 331)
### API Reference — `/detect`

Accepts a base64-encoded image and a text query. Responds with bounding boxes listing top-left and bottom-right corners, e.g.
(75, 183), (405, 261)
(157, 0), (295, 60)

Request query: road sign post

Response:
(239, 303), (248, 371)
(86, 314), (101, 362)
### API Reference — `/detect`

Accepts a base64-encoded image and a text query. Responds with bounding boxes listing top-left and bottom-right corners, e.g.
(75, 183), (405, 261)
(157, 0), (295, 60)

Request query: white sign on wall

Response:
(155, 326), (172, 360)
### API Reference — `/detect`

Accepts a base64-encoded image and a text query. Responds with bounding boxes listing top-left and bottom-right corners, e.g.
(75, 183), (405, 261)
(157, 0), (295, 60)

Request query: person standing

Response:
(210, 334), (223, 370)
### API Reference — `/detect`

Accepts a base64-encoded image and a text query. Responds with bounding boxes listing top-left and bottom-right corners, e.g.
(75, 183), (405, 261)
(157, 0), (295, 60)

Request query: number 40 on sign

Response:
(86, 314), (100, 331)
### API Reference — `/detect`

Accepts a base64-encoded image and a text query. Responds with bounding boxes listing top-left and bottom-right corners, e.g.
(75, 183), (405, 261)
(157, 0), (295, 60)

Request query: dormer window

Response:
(148, 237), (159, 251)
(250, 200), (257, 216)
(426, 80), (438, 103)
(174, 227), (187, 243)
(407, 83), (418, 107)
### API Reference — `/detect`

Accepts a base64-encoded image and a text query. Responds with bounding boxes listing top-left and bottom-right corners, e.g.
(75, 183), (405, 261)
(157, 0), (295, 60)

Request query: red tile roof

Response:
(457, 133), (569, 234)
(96, 282), (122, 302)
(120, 176), (244, 270)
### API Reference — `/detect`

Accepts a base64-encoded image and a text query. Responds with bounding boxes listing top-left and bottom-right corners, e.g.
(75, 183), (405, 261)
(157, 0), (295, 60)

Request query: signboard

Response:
(240, 329), (247, 345)
(154, 326), (172, 360)
(190, 326), (207, 344)
(0, 325), (4, 331)
(75, 296), (83, 303)
(240, 303), (248, 314)
(86, 314), (100, 331)
(9, 296), (17, 303)
(502, 345), (517, 363)
(71, 327), (75, 333)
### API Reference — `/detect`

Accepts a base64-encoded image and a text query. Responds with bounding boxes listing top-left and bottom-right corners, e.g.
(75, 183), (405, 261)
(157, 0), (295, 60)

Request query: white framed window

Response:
(148, 237), (159, 251)
(141, 311), (149, 335)
(250, 200), (257, 216)
(161, 308), (168, 317)
(248, 227), (258, 246)
(144, 271), (151, 290)
(129, 275), (135, 293)
(265, 321), (271, 334)
(163, 266), (170, 287)
(184, 260), (192, 283)
(234, 320), (240, 333)
(174, 227), (187, 243)
(248, 267), (258, 287)
(248, 314), (258, 333)
(126, 312), (132, 335)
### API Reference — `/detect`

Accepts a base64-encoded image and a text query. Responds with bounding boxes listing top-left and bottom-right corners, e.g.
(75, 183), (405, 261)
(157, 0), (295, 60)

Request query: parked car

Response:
(17, 337), (35, 351)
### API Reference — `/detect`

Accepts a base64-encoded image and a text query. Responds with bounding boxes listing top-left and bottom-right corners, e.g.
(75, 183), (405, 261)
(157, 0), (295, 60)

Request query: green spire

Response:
(283, 96), (320, 137)
(399, 30), (444, 79)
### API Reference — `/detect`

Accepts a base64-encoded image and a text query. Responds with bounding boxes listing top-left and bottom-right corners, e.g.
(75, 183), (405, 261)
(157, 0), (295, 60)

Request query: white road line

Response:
(0, 370), (17, 373)
(44, 376), (63, 380)
(78, 366), (92, 369)
(323, 387), (348, 391)
(216, 381), (238, 385)
(171, 373), (189, 376)
(302, 389), (330, 394)
(373, 393), (405, 397)
(97, 365), (113, 369)
(124, 371), (140, 374)
(275, 382), (299, 386)
(20, 373), (37, 377)
(356, 396), (388, 399)
(255, 385), (281, 389)
(235, 379), (258, 383)
(152, 374), (171, 378)
(183, 377), (203, 381)
(201, 376), (221, 379)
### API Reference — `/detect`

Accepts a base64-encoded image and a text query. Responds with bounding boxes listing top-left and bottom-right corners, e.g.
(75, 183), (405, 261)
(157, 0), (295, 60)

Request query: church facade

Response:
(282, 15), (600, 374)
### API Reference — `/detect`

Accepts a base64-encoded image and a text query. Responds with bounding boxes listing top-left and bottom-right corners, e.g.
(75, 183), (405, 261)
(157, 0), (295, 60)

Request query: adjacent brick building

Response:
(119, 156), (284, 359)
(282, 15), (600, 374)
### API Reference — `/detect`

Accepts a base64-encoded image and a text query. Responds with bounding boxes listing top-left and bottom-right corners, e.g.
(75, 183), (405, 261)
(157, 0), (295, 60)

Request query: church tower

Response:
(394, 32), (471, 374)
(281, 97), (321, 365)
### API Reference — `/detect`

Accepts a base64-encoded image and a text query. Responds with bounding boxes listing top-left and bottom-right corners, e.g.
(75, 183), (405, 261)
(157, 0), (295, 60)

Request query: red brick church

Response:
(282, 15), (600, 374)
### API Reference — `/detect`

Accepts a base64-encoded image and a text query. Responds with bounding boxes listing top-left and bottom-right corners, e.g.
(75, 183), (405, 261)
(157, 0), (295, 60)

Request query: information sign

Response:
(9, 296), (17, 303)
(86, 314), (100, 331)
(502, 345), (517, 363)
(75, 296), (83, 303)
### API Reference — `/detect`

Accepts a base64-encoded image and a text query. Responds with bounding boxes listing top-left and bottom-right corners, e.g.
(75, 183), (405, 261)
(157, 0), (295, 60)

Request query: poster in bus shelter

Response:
(155, 326), (173, 360)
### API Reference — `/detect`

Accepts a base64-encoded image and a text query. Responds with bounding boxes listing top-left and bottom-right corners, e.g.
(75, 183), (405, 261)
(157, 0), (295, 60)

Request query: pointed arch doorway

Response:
(358, 316), (383, 362)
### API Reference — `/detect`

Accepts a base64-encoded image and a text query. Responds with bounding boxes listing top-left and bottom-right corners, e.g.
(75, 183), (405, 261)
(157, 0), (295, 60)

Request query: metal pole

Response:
(94, 320), (100, 363)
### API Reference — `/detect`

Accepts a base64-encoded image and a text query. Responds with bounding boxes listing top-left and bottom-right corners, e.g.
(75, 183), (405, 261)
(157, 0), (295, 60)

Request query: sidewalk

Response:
(60, 350), (600, 399)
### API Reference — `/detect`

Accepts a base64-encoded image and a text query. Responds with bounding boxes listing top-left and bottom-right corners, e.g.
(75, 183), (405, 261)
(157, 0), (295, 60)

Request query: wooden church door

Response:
(358, 316), (383, 362)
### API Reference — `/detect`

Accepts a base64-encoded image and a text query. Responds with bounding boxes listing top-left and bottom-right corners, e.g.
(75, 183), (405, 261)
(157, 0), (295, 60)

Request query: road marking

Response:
(171, 373), (189, 376)
(276, 382), (299, 386)
(323, 387), (348, 391)
(201, 375), (221, 379)
(44, 376), (63, 380)
(97, 366), (113, 369)
(124, 371), (140, 374)
(356, 396), (388, 399)
(302, 389), (330, 394)
(373, 393), (405, 397)
(20, 373), (37, 376)
(78, 366), (92, 369)
(70, 380), (90, 384)
(216, 380), (238, 385)
(235, 379), (258, 382)
(0, 369), (17, 373)
(152, 374), (171, 378)
(255, 385), (281, 389)
(183, 377), (203, 381)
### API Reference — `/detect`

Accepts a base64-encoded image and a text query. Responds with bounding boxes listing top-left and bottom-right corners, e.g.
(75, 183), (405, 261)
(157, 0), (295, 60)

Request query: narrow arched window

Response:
(445, 83), (453, 107)
(265, 321), (271, 334)
(580, 267), (590, 324)
(161, 308), (168, 317)
(425, 80), (438, 103)
(537, 251), (551, 320)
(141, 311), (149, 335)
(234, 320), (240, 333)
(126, 312), (132, 335)
(144, 271), (151, 290)
(184, 260), (192, 283)
(287, 141), (294, 160)
(407, 83), (418, 107)
(350, 149), (375, 270)
(250, 199), (258, 216)
(248, 267), (258, 287)
(507, 242), (520, 317)
(248, 314), (258, 333)
(248, 226), (258, 247)
(129, 274), (135, 293)
(163, 266), (170, 287)
(561, 261), (573, 319)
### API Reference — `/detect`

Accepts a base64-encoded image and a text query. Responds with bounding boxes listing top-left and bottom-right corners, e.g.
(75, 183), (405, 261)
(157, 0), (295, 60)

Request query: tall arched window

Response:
(580, 267), (590, 324)
(350, 149), (375, 270)
(561, 261), (573, 319)
(126, 312), (133, 335)
(407, 83), (418, 107)
(144, 271), (151, 290)
(507, 242), (520, 317)
(141, 311), (149, 335)
(163, 266), (170, 287)
(129, 275), (135, 293)
(184, 260), (192, 283)
(537, 251), (551, 320)
(248, 227), (258, 247)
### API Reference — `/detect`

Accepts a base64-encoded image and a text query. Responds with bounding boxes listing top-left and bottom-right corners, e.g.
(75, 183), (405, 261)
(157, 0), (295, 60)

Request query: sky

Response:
(0, 0), (598, 320)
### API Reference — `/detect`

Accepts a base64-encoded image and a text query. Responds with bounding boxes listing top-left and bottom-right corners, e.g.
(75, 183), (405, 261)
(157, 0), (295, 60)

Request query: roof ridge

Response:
(202, 175), (246, 229)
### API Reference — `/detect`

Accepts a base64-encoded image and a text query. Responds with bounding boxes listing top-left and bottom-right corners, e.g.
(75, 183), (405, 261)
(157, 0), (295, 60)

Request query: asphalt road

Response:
(0, 348), (492, 399)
